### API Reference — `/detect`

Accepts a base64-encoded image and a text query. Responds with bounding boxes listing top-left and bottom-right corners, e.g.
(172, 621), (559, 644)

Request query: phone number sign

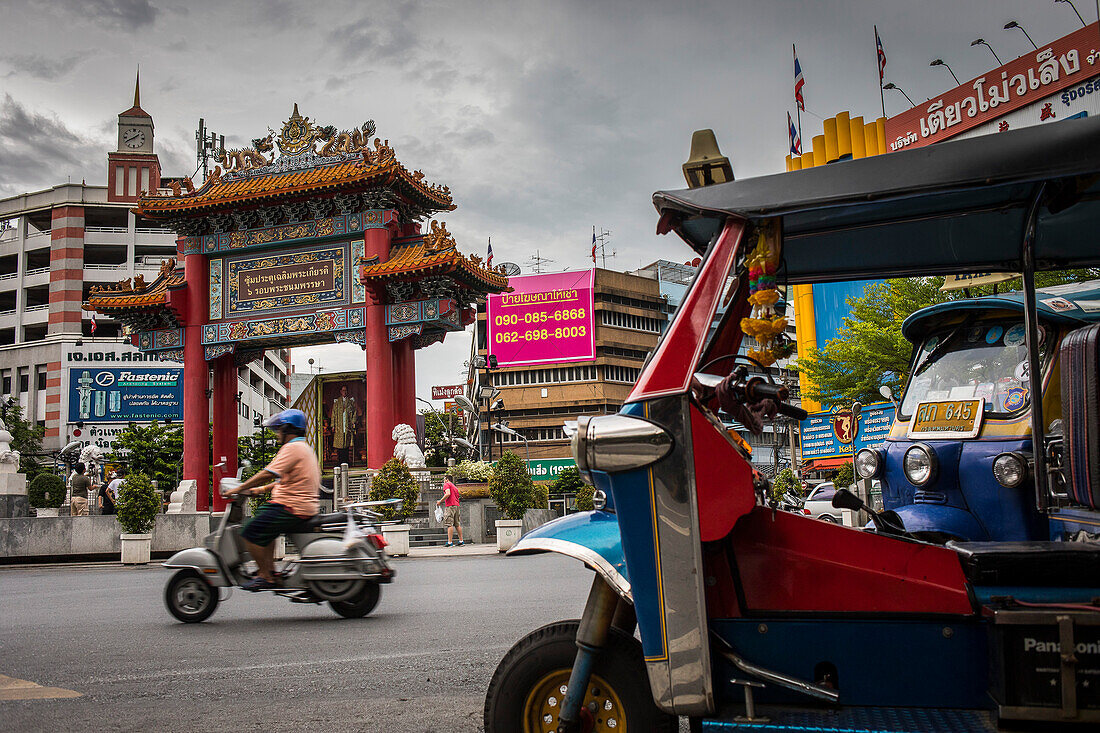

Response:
(487, 271), (595, 367)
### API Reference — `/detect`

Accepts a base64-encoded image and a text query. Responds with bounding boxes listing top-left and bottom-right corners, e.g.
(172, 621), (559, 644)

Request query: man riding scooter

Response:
(223, 408), (319, 591)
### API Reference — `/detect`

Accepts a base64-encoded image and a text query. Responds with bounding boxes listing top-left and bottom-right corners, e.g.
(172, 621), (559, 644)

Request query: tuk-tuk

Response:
(484, 116), (1100, 732)
(864, 282), (1100, 544)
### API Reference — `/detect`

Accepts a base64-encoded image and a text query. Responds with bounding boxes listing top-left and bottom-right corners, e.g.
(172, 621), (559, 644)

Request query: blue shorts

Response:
(241, 503), (310, 547)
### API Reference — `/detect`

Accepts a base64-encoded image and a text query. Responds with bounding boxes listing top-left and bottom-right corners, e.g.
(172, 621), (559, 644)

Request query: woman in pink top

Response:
(436, 474), (464, 547)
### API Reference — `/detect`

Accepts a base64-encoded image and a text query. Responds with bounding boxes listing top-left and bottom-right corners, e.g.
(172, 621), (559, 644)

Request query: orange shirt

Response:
(267, 438), (320, 517)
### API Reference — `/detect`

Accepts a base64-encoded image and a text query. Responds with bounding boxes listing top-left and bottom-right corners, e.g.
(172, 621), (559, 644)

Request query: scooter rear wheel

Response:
(484, 619), (676, 733)
(329, 581), (381, 618)
(165, 569), (219, 623)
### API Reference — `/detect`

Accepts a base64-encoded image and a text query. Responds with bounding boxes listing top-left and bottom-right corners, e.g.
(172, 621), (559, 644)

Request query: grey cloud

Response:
(1, 53), (85, 81)
(0, 95), (106, 196)
(72, 0), (158, 29)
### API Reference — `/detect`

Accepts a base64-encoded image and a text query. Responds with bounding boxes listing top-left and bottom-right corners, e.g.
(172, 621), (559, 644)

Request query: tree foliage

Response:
(420, 409), (471, 467)
(833, 462), (855, 489)
(797, 272), (1100, 409)
(116, 471), (161, 534)
(770, 467), (796, 502)
(550, 467), (593, 510)
(1, 399), (45, 481)
(369, 458), (419, 522)
(489, 450), (534, 520)
(107, 421), (183, 490)
(27, 473), (64, 509)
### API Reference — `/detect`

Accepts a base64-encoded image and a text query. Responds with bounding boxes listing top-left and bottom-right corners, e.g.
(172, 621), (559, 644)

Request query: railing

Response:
(0, 272), (16, 282)
(25, 267), (49, 277)
(25, 230), (49, 238)
(84, 263), (128, 271)
(135, 227), (172, 235)
(24, 304), (49, 313)
(85, 226), (128, 233)
(0, 308), (15, 317)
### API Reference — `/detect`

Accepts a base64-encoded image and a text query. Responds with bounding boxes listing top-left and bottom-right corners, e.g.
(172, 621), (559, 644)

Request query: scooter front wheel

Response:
(165, 569), (219, 623)
(484, 619), (676, 733)
(329, 582), (381, 618)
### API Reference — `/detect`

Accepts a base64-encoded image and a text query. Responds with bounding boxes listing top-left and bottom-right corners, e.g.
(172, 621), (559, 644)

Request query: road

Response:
(0, 552), (594, 732)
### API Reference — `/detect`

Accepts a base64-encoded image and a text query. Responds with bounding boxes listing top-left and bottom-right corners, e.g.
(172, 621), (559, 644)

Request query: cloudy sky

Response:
(0, 0), (1089, 402)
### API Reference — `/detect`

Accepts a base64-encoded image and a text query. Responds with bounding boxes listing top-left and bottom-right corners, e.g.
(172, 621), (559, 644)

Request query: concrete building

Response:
(0, 80), (288, 453)
(467, 267), (668, 463)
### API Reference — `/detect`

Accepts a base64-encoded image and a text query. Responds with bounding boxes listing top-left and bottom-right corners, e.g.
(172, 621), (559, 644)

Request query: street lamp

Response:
(929, 59), (961, 86)
(1054, 0), (1087, 28)
(882, 83), (915, 107)
(1004, 21), (1039, 50)
(970, 38), (1003, 65)
(491, 421), (530, 466)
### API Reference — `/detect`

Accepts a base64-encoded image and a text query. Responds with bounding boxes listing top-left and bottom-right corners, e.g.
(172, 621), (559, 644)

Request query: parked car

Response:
(803, 482), (840, 523)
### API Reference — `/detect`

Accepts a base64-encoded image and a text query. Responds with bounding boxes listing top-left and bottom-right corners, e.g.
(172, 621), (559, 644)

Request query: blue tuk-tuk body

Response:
(486, 116), (1100, 733)
(872, 283), (1100, 543)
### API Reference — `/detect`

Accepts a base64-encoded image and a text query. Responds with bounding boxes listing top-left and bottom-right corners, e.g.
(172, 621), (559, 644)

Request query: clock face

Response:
(123, 127), (146, 148)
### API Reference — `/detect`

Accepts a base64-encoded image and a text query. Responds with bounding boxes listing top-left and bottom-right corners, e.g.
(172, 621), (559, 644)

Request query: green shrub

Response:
(489, 451), (533, 520)
(574, 485), (595, 511)
(454, 460), (493, 483)
(369, 458), (419, 522)
(771, 467), (796, 501)
(531, 483), (549, 510)
(833, 461), (855, 489)
(28, 473), (65, 509)
(550, 466), (593, 511)
(116, 472), (161, 534)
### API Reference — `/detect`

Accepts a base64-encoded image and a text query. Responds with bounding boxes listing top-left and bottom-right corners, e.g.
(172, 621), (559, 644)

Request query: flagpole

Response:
(875, 25), (886, 119)
(793, 44), (802, 140)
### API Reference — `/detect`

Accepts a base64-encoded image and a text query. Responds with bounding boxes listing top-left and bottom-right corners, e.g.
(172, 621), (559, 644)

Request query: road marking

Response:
(0, 674), (81, 701)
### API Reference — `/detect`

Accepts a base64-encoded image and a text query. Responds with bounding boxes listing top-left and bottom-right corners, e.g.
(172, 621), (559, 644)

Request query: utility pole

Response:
(195, 118), (223, 182)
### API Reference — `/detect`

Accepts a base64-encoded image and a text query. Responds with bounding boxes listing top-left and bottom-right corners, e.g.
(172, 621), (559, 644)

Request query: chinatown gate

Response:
(87, 106), (508, 511)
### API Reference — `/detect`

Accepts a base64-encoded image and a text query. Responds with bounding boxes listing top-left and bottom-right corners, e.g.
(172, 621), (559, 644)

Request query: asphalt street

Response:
(0, 552), (595, 732)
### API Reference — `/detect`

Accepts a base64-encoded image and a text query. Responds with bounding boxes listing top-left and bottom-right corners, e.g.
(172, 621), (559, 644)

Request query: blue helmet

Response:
(265, 408), (307, 431)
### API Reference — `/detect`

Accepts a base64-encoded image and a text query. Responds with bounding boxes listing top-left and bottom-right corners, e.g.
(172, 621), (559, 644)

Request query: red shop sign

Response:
(885, 22), (1100, 151)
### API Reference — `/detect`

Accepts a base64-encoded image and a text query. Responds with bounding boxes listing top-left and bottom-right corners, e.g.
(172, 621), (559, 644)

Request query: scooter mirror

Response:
(831, 488), (865, 512)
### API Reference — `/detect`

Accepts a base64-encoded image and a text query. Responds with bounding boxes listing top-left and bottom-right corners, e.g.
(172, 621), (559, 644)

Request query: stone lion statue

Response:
(0, 417), (19, 467)
(391, 423), (426, 469)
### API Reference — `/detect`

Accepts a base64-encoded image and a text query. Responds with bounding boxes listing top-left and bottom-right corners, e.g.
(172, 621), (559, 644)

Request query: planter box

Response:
(35, 508), (59, 518)
(496, 519), (524, 553)
(382, 524), (410, 557)
(120, 533), (152, 564)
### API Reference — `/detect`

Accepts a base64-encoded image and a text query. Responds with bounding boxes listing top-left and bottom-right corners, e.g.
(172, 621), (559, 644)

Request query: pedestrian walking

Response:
(436, 473), (464, 547)
(69, 463), (94, 516)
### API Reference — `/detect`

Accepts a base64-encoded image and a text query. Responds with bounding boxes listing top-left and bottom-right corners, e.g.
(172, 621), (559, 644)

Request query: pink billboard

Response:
(487, 270), (595, 367)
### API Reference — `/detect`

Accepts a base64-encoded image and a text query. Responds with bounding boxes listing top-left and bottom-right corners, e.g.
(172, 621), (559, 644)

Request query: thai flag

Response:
(591, 228), (597, 265)
(486, 238), (493, 267)
(788, 112), (801, 156)
(876, 29), (887, 82)
(793, 46), (805, 111)
(90, 310), (97, 336)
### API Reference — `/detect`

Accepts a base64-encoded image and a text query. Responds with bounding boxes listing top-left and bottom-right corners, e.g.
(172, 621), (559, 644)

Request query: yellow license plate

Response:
(908, 399), (984, 439)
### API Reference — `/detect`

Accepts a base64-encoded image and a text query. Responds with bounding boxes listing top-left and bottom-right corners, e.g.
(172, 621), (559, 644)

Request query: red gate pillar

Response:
(181, 244), (210, 510)
(364, 225), (396, 468)
(394, 339), (416, 428)
(211, 354), (238, 512)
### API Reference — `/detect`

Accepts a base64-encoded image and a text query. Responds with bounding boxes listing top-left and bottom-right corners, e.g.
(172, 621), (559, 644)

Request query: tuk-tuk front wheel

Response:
(164, 569), (219, 623)
(484, 619), (676, 733)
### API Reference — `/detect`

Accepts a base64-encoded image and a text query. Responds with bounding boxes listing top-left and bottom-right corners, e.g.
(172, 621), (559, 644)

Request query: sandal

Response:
(242, 576), (277, 592)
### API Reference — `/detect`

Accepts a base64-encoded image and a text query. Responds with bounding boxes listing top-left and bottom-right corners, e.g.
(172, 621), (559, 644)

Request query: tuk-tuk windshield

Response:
(900, 319), (1051, 419)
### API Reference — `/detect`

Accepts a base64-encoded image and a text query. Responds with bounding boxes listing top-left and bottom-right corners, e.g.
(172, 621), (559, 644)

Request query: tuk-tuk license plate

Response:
(908, 399), (984, 439)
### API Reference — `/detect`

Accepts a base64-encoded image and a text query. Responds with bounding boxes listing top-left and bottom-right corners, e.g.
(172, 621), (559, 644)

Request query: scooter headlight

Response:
(903, 443), (938, 487)
(855, 448), (883, 479)
(993, 451), (1030, 488)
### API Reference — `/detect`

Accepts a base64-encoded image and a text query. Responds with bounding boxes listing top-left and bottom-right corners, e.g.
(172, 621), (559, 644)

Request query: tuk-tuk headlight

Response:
(855, 448), (883, 479)
(903, 444), (938, 487)
(592, 489), (607, 511)
(572, 414), (673, 480)
(993, 452), (1030, 488)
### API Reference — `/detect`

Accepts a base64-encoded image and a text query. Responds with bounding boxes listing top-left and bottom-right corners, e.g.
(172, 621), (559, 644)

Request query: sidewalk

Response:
(405, 542), (500, 559)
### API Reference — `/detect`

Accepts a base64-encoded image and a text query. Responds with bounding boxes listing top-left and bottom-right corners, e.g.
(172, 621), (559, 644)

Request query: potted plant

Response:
(28, 473), (64, 517)
(489, 451), (533, 552)
(368, 458), (419, 556)
(115, 471), (160, 564)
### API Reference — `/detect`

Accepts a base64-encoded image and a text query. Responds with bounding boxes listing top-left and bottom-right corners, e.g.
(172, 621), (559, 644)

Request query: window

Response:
(602, 365), (641, 384)
(18, 369), (29, 393)
(37, 368), (47, 391)
(128, 167), (138, 197)
(600, 310), (663, 334)
(115, 166), (124, 196)
(140, 168), (150, 195)
(1, 371), (10, 395)
(491, 364), (597, 387)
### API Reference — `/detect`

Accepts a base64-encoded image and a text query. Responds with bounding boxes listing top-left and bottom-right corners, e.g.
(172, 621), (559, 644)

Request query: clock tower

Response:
(107, 72), (161, 203)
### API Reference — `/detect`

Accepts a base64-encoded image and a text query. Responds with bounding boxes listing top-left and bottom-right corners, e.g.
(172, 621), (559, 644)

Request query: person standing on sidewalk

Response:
(101, 468), (124, 516)
(69, 463), (94, 516)
(436, 474), (464, 547)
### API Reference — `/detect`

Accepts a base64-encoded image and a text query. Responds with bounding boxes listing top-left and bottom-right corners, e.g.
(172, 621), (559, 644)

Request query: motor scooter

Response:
(162, 477), (397, 622)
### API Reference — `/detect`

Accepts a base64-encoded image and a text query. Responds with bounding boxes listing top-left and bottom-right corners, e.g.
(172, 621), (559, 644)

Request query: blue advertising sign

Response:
(67, 367), (183, 423)
(800, 402), (896, 461)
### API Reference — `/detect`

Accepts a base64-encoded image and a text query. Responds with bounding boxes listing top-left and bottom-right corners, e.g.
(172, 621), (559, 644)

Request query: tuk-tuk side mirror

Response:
(831, 488), (865, 512)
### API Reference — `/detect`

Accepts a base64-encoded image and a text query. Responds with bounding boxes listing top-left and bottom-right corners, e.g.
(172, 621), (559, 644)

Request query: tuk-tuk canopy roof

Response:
(653, 116), (1100, 284)
(902, 279), (1100, 341)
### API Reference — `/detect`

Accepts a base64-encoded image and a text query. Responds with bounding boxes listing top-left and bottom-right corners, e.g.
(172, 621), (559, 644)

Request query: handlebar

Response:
(744, 377), (787, 403)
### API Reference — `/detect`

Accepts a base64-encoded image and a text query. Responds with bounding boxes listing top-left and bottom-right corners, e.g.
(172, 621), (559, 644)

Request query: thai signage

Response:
(218, 243), (348, 318)
(432, 384), (464, 400)
(487, 270), (595, 367)
(527, 458), (576, 481)
(885, 22), (1099, 150)
(67, 366), (184, 423)
(800, 402), (895, 461)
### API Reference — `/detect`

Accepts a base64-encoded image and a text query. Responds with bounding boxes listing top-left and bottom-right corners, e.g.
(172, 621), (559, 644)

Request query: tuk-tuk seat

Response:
(1062, 323), (1100, 509)
(948, 540), (1100, 587)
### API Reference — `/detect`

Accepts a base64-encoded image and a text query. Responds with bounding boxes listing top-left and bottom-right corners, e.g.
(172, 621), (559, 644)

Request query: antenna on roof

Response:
(528, 249), (555, 274)
(195, 118), (223, 182)
(593, 227), (614, 268)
